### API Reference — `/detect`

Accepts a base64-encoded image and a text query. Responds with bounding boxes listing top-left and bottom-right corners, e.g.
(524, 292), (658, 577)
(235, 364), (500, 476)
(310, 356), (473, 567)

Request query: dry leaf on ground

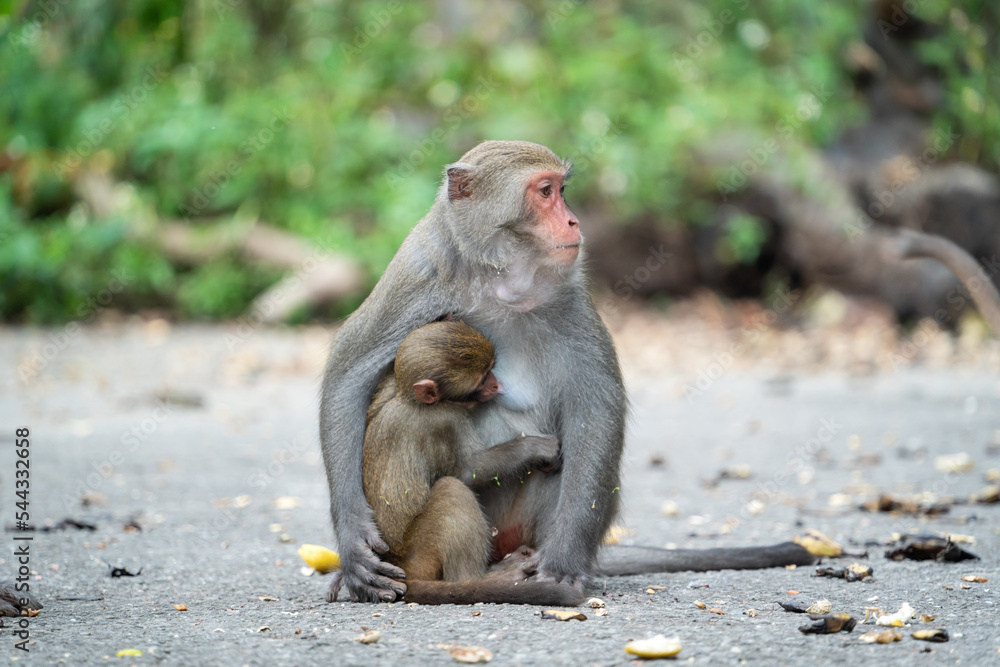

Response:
(541, 609), (586, 621)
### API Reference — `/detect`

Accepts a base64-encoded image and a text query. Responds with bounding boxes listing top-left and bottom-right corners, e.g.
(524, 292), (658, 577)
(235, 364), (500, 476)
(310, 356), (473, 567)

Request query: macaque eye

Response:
(540, 184), (552, 198)
(560, 184), (566, 197)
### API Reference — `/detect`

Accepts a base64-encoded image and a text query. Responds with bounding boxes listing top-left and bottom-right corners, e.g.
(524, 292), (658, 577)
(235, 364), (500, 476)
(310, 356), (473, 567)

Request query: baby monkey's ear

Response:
(413, 379), (440, 404)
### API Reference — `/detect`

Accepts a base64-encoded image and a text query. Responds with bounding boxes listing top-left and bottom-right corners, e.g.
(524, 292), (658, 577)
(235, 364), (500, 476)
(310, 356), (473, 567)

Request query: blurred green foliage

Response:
(720, 213), (768, 265)
(0, 0), (995, 322)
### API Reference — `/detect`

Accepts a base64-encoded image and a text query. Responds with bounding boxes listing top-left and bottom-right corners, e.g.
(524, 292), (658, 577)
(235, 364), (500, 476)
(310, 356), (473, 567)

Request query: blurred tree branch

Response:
(74, 171), (365, 322)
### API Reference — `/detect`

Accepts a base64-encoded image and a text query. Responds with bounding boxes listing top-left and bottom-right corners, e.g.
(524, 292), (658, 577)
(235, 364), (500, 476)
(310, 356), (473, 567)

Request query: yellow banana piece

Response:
(298, 544), (341, 573)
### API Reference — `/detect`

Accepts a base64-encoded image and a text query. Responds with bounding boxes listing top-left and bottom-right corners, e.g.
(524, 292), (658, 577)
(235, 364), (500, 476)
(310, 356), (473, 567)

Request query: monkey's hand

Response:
(464, 434), (561, 491)
(526, 434), (561, 474)
(0, 583), (41, 617)
(326, 524), (407, 604)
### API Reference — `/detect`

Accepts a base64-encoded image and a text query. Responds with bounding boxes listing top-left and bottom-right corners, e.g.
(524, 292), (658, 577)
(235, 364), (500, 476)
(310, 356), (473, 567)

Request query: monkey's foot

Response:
(0, 584), (42, 617)
(535, 571), (586, 592)
(521, 553), (586, 592)
(483, 545), (539, 584)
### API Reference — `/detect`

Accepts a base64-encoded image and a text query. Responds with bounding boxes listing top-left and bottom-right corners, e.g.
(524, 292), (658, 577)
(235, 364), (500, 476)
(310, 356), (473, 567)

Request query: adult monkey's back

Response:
(320, 141), (813, 604)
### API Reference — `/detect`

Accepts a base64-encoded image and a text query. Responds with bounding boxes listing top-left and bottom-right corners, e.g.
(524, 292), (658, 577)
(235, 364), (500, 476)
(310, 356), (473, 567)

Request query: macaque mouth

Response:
(556, 243), (581, 250)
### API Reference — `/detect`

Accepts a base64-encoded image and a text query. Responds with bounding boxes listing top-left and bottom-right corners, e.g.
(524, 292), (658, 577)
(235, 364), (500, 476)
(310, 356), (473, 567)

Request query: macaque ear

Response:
(413, 379), (440, 404)
(447, 164), (475, 202)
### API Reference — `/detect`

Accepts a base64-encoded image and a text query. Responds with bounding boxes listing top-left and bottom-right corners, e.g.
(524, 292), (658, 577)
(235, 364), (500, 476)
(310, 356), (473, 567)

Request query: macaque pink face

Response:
(525, 170), (581, 265)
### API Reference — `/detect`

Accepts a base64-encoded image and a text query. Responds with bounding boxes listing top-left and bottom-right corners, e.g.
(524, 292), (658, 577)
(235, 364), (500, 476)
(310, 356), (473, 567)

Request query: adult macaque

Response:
(321, 141), (814, 604)
(361, 319), (580, 605)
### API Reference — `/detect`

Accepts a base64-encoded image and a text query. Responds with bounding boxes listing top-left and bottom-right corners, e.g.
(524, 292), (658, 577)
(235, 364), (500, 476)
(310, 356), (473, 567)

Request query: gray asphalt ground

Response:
(1, 311), (998, 666)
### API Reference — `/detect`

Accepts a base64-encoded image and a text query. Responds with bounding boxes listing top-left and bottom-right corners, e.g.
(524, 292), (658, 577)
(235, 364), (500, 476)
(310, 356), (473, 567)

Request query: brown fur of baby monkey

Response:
(361, 320), (580, 605)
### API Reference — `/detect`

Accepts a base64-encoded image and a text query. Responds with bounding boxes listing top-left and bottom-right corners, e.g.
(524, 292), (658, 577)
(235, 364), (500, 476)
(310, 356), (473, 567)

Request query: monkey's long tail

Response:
(593, 542), (817, 576)
(402, 580), (584, 606)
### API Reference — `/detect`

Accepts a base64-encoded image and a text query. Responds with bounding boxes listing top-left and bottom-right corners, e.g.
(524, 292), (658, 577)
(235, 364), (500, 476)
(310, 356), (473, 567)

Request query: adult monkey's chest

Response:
(462, 312), (559, 439)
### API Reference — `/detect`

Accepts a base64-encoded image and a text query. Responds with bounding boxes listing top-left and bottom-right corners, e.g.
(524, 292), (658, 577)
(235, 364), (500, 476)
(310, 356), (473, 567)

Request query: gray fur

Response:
(320, 141), (626, 602)
(595, 543), (818, 576)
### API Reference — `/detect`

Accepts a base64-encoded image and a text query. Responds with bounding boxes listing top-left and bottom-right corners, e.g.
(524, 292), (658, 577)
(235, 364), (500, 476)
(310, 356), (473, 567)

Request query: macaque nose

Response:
(477, 373), (501, 402)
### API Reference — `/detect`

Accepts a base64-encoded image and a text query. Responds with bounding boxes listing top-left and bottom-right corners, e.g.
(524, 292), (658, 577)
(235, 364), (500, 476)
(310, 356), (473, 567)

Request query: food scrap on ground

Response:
(273, 496), (301, 509)
(354, 630), (381, 644)
(913, 629), (950, 643)
(585, 597), (608, 616)
(858, 629), (903, 644)
(779, 600), (831, 614)
(969, 485), (999, 504)
(798, 613), (857, 635)
(624, 635), (683, 659)
(806, 600), (832, 615)
(876, 603), (915, 627)
(703, 465), (753, 488)
(934, 453), (974, 474)
(660, 500), (681, 517)
(793, 530), (842, 557)
(860, 493), (949, 516)
(814, 562), (873, 582)
(447, 646), (493, 663)
(541, 609), (586, 621)
(885, 535), (979, 562)
(297, 544), (341, 573)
